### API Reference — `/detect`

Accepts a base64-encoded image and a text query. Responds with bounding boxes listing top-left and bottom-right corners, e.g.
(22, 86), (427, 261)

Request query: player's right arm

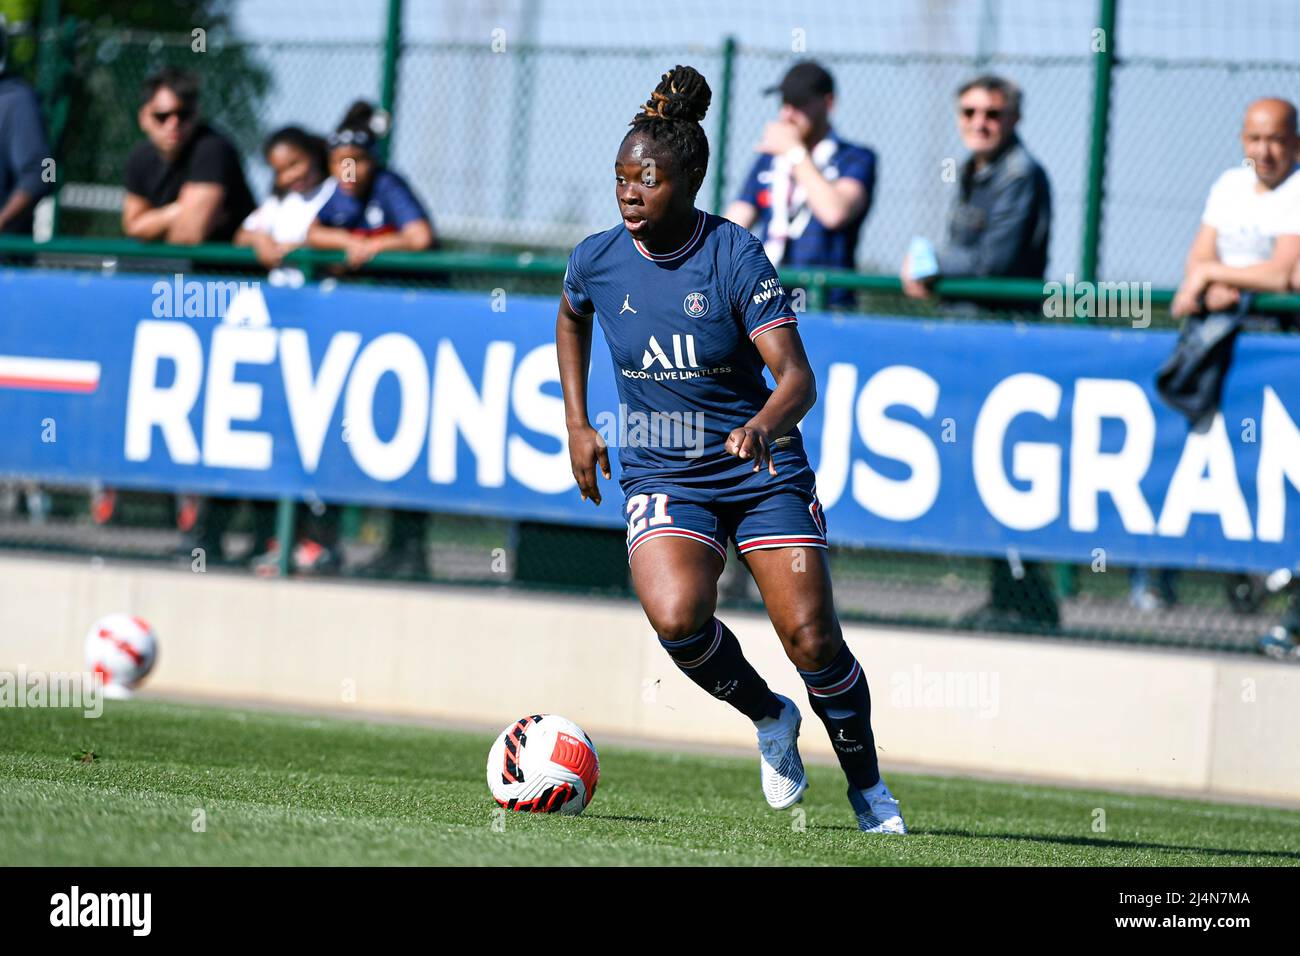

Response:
(556, 290), (610, 506)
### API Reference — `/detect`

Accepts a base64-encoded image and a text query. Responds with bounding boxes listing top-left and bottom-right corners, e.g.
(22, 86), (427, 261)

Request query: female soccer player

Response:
(555, 66), (906, 833)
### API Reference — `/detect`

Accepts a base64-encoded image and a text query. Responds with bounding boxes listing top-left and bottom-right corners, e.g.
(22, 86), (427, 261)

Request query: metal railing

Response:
(15, 0), (1300, 287)
(8, 234), (1300, 315)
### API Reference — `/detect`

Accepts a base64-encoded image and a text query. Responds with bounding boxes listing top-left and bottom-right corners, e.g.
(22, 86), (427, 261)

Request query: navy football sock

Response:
(658, 618), (782, 721)
(798, 643), (881, 790)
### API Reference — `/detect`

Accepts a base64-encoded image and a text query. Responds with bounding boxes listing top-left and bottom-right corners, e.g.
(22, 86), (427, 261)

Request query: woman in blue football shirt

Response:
(555, 66), (906, 834)
(307, 100), (435, 270)
(309, 100), (437, 579)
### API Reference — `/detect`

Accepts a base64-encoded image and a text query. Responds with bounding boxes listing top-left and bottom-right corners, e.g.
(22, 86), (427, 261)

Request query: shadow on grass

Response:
(813, 823), (1300, 861)
(585, 813), (673, 825)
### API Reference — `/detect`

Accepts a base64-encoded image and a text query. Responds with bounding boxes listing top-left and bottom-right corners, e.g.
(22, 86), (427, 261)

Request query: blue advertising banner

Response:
(2, 269), (1298, 572)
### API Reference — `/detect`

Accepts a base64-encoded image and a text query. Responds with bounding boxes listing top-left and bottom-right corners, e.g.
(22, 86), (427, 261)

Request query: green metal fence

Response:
(4, 1), (1300, 655)
(13, 0), (1300, 284)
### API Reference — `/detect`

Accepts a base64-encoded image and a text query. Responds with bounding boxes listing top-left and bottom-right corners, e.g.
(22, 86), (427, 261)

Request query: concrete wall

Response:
(2, 553), (1297, 803)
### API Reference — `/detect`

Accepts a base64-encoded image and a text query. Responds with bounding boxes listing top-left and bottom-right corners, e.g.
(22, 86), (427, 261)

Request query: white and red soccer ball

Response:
(487, 714), (600, 815)
(84, 613), (158, 697)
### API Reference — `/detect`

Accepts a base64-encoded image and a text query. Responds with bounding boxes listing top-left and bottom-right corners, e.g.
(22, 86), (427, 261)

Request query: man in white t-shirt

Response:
(1172, 98), (1300, 317)
(1164, 99), (1300, 652)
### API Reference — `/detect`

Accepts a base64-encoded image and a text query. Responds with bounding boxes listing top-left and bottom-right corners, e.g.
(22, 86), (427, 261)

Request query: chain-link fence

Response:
(4, 2), (1300, 656)
(16, 3), (1300, 283)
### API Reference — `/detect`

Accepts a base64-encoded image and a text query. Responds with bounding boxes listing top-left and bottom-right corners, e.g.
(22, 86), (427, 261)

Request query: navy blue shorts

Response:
(622, 471), (828, 564)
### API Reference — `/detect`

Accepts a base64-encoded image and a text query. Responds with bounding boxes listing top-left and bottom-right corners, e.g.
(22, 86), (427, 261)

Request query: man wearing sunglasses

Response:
(122, 66), (254, 243)
(115, 67), (257, 562)
(901, 74), (1051, 302)
(904, 75), (1057, 633)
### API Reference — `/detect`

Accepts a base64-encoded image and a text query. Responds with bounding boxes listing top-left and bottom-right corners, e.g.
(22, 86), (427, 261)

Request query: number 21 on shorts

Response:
(625, 492), (672, 542)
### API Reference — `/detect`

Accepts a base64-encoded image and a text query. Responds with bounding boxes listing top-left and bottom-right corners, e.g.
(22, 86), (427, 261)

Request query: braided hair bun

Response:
(625, 66), (712, 190)
(634, 65), (712, 124)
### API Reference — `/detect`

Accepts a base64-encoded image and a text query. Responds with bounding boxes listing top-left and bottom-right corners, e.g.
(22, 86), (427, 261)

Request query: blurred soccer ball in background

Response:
(84, 613), (158, 698)
(487, 714), (600, 815)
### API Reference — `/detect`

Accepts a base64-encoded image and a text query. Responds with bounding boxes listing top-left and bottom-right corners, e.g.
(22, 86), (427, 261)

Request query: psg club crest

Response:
(683, 291), (709, 317)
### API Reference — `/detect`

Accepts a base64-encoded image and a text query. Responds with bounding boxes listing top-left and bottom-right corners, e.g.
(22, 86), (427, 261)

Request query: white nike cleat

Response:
(848, 779), (908, 834)
(755, 694), (808, 809)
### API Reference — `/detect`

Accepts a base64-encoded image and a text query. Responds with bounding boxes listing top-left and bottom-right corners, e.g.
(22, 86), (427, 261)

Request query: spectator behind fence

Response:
(309, 100), (435, 579)
(234, 126), (341, 577)
(724, 60), (875, 309)
(118, 70), (258, 564)
(235, 126), (336, 287)
(1150, 100), (1300, 617)
(0, 16), (56, 525)
(901, 74), (1051, 305)
(122, 66), (255, 244)
(1271, 128), (1300, 658)
(1170, 98), (1300, 321)
(307, 100), (435, 269)
(0, 17), (55, 236)
(906, 75), (1058, 631)
(106, 68), (257, 554)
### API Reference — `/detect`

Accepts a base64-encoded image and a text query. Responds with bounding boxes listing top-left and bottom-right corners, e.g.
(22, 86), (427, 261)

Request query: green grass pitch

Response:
(2, 700), (1298, 866)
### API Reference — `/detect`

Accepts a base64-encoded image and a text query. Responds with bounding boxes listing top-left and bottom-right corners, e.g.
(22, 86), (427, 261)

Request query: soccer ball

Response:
(486, 714), (600, 815)
(84, 613), (158, 697)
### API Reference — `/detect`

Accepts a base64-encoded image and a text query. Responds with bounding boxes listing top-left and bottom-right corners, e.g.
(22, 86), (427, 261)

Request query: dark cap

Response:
(764, 61), (834, 103)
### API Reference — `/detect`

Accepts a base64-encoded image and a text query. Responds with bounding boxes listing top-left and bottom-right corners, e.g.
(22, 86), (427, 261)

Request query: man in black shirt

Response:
(122, 67), (254, 243)
(115, 68), (258, 565)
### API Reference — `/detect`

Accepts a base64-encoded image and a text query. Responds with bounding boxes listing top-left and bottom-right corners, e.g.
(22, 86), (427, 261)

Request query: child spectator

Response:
(235, 126), (341, 576)
(307, 100), (435, 267)
(235, 125), (335, 287)
(309, 101), (436, 579)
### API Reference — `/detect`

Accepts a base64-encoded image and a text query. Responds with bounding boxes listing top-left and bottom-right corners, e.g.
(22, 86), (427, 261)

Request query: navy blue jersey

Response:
(315, 168), (429, 236)
(564, 209), (808, 490)
(736, 131), (875, 308)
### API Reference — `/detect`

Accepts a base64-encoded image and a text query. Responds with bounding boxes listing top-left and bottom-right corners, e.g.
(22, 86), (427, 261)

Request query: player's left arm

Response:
(727, 327), (816, 476)
(728, 232), (816, 474)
